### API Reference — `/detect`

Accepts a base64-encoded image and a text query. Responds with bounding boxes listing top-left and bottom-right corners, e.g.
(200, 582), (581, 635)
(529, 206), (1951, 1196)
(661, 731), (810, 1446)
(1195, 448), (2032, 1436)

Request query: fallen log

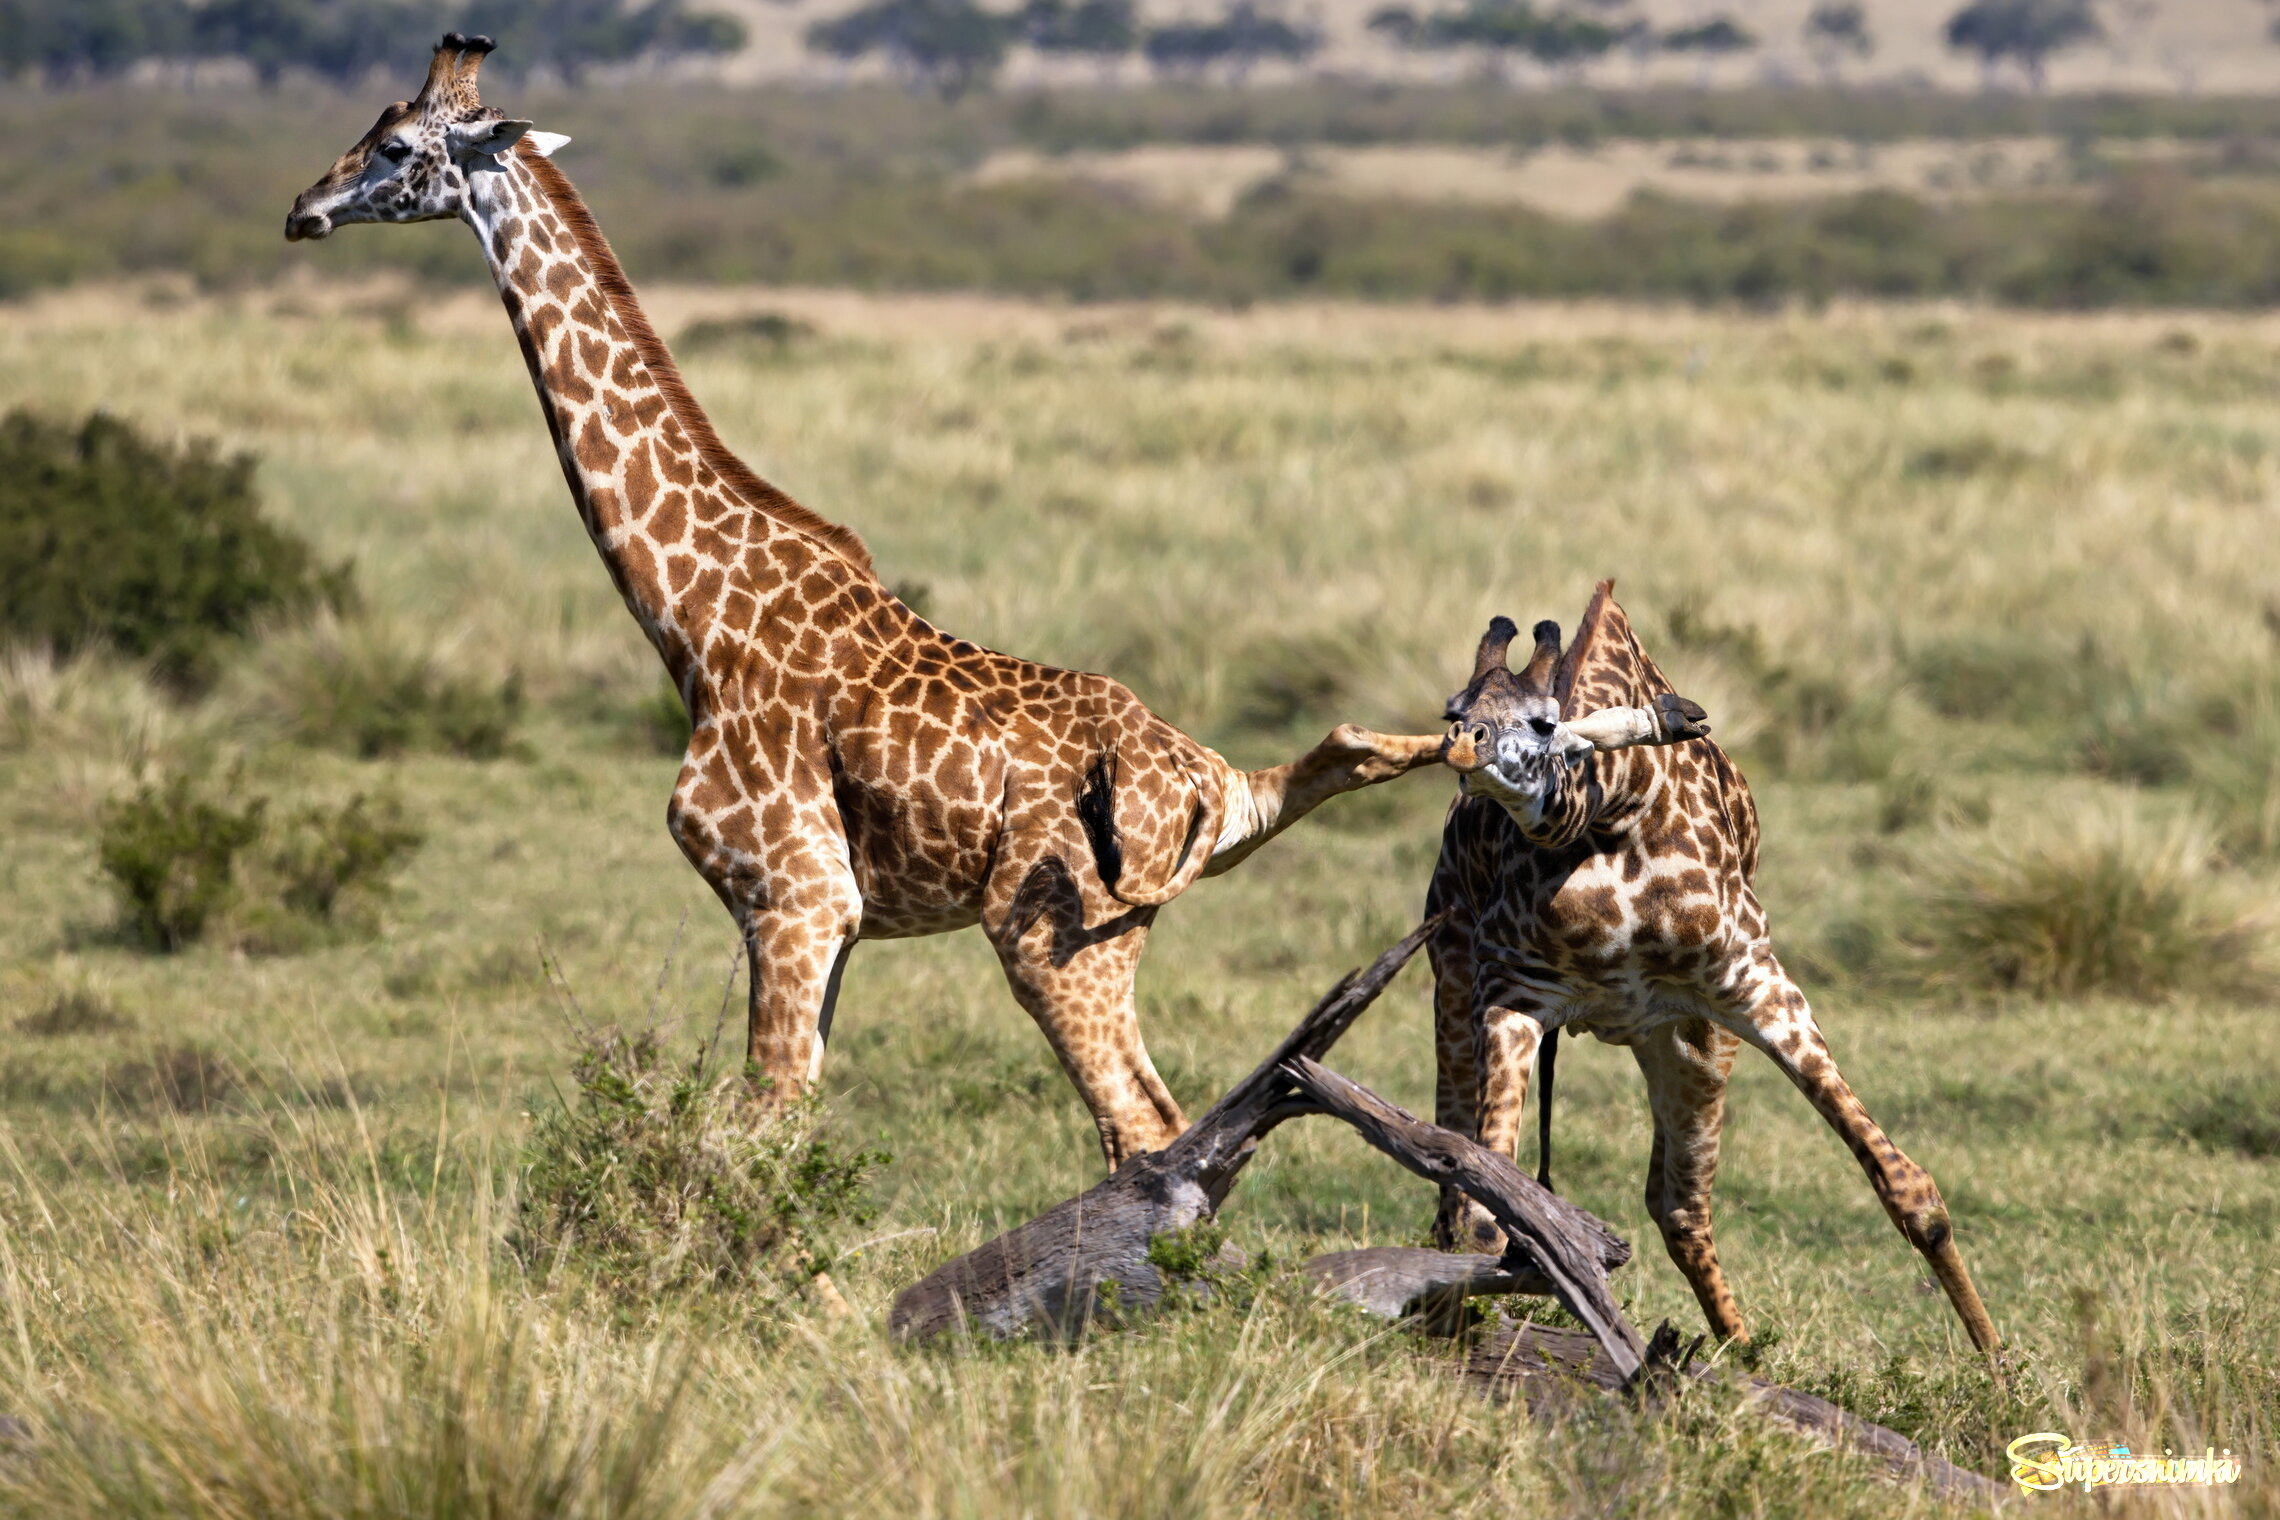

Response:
(1465, 1321), (2004, 1502)
(889, 918), (1439, 1344)
(1279, 1055), (1647, 1380)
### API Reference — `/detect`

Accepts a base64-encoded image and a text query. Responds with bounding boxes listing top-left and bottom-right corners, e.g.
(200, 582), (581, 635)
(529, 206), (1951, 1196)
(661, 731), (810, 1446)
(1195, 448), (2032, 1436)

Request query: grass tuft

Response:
(513, 1025), (889, 1310)
(1920, 807), (2274, 1000)
(104, 1043), (239, 1114)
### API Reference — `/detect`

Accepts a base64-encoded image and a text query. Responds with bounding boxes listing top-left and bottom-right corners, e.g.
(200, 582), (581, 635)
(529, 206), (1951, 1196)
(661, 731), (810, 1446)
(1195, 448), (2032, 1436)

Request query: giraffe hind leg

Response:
(1633, 1017), (1748, 1343)
(987, 853), (1180, 1170)
(1727, 959), (2002, 1354)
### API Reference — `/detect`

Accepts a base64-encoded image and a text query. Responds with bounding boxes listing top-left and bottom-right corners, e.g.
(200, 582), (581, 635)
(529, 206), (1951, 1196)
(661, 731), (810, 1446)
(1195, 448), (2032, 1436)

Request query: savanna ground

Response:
(0, 281), (2276, 1515)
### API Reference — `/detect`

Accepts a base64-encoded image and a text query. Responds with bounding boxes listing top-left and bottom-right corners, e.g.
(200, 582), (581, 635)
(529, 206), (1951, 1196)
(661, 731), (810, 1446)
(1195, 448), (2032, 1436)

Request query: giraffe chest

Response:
(1441, 799), (1752, 1033)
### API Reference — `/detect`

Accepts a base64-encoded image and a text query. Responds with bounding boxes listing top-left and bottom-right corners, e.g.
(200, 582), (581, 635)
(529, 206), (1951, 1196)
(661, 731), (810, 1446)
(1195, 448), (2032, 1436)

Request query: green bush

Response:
(0, 409), (350, 688)
(514, 1026), (887, 1306)
(96, 774), (423, 952)
(1920, 809), (2273, 1000)
(97, 775), (266, 951)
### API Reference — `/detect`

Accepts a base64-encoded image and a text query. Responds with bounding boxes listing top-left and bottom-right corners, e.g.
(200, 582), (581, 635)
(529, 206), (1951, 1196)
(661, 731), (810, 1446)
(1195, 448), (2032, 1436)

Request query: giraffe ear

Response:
(449, 117), (532, 159)
(525, 130), (572, 158)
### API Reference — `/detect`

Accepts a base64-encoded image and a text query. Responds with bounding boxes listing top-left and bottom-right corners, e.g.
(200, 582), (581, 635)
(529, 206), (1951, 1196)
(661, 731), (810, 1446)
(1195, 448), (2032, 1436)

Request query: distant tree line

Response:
(0, 0), (2162, 96)
(0, 0), (744, 86)
(807, 0), (1323, 98)
(808, 0), (2131, 101)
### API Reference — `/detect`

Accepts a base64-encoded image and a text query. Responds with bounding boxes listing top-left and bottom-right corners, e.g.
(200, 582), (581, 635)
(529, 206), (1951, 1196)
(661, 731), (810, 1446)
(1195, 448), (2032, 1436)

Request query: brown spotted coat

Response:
(1428, 582), (2000, 1352)
(285, 35), (1448, 1169)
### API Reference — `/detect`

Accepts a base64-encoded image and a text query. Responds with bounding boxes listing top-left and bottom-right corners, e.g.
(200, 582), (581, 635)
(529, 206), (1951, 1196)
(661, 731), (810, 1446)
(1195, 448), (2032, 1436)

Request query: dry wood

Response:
(1279, 1055), (1647, 1380)
(1466, 1322), (2003, 1502)
(1303, 1245), (1553, 1333)
(888, 919), (1438, 1343)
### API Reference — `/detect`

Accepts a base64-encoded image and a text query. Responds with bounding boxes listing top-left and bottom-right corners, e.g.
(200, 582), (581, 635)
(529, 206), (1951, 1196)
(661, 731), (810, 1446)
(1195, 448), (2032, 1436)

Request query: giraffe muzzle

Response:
(284, 208), (333, 242)
(1443, 722), (1492, 773)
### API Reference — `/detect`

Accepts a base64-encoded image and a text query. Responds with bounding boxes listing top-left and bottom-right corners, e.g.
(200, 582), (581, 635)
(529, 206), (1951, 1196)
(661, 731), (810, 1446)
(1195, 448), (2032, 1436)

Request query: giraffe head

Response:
(1442, 616), (1591, 810)
(284, 34), (564, 242)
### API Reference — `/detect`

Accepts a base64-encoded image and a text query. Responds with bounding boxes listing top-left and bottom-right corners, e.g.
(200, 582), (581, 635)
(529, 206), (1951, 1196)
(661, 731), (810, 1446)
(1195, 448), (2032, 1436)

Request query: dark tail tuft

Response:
(1535, 1026), (1558, 1192)
(1076, 758), (1123, 894)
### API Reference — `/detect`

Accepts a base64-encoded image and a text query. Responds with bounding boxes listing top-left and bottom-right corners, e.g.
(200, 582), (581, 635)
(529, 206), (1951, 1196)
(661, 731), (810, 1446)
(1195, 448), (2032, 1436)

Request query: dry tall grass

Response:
(0, 287), (2273, 1515)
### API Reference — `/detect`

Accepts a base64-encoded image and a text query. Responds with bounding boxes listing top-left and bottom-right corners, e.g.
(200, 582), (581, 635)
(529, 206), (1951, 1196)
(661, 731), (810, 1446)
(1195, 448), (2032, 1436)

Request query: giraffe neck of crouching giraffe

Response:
(462, 145), (875, 681)
(1499, 744), (1666, 851)
(1506, 760), (1597, 850)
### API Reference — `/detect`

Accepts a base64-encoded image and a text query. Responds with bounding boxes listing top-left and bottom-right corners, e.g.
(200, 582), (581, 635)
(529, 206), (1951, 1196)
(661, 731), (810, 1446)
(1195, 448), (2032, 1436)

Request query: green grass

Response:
(0, 290), (2273, 1514)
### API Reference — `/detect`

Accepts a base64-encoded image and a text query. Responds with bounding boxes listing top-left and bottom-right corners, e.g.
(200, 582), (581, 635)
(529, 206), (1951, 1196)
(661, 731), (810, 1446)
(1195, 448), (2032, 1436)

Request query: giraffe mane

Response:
(514, 143), (876, 577)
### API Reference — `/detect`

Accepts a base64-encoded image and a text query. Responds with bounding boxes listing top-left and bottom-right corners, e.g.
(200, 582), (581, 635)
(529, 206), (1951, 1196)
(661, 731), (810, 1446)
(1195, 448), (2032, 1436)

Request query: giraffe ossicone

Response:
(1426, 580), (2001, 1355)
(286, 34), (1488, 1171)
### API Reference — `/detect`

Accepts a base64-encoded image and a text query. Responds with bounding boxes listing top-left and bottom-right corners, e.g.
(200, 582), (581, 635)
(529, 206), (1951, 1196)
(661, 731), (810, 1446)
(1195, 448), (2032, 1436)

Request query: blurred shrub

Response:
(16, 989), (131, 1037)
(1659, 600), (1901, 782)
(1919, 808), (2272, 1000)
(257, 622), (524, 760)
(1904, 633), (2087, 725)
(97, 773), (423, 952)
(513, 1026), (887, 1305)
(2170, 1086), (2280, 1159)
(0, 409), (351, 689)
(627, 676), (693, 757)
(98, 775), (266, 951)
(268, 794), (425, 923)
(677, 310), (816, 354)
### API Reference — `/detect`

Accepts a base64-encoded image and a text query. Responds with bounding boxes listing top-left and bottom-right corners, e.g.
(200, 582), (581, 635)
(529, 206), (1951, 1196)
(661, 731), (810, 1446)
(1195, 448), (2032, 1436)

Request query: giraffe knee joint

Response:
(1900, 1202), (1953, 1253)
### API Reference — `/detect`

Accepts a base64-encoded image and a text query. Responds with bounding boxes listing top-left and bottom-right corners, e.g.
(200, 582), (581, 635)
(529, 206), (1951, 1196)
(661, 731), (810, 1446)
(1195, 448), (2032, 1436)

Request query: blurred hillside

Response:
(18, 80), (2280, 306)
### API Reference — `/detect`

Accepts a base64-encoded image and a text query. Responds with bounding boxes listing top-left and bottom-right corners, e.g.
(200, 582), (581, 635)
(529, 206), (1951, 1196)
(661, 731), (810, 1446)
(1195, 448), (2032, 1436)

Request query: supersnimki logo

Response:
(2007, 1432), (2244, 1493)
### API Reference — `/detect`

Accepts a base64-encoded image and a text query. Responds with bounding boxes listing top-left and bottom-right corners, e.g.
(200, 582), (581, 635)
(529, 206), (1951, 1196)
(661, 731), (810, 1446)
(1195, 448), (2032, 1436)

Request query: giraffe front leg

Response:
(741, 901), (861, 1101)
(668, 753), (863, 1105)
(1723, 953), (2002, 1354)
(1201, 724), (1445, 877)
(1446, 995), (1551, 1254)
(1426, 889), (1485, 1250)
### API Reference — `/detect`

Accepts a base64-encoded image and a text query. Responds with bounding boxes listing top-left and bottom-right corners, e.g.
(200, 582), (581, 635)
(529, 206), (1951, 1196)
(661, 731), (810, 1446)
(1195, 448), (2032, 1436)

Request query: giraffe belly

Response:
(855, 900), (984, 939)
(1561, 981), (1723, 1047)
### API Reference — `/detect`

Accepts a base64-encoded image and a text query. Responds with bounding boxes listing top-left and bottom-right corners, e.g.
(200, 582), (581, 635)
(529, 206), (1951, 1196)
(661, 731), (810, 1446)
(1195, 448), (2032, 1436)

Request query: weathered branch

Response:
(888, 918), (1438, 1344)
(1466, 1322), (2002, 1501)
(1279, 1055), (1646, 1380)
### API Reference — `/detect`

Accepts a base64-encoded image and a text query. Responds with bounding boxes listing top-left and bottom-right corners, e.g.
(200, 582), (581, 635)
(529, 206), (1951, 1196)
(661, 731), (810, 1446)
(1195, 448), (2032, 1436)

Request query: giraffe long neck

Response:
(1498, 745), (1665, 851)
(461, 145), (872, 682)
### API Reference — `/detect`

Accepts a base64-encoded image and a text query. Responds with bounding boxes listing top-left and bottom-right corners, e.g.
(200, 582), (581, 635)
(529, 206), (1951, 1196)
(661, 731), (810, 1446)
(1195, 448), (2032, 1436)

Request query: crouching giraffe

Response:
(1426, 581), (2000, 1353)
(284, 34), (1490, 1169)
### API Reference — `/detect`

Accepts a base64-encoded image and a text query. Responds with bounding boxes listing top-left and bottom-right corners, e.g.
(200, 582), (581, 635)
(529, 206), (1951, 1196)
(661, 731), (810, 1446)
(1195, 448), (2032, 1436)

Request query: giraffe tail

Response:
(1536, 1025), (1558, 1193)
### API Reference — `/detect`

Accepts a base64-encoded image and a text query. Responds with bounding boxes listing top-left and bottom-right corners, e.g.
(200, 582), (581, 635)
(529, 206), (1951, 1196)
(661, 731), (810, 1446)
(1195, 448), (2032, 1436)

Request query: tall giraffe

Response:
(1427, 581), (2000, 1352)
(284, 34), (1468, 1168)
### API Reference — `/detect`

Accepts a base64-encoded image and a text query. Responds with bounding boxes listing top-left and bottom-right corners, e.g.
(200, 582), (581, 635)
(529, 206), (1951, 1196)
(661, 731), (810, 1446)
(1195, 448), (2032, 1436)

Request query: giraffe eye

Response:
(378, 140), (413, 163)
